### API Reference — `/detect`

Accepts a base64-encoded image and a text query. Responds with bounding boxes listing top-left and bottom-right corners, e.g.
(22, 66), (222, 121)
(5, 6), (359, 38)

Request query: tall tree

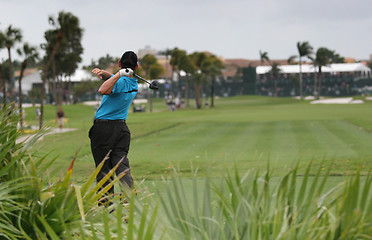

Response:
(4, 25), (22, 97)
(314, 47), (335, 100)
(178, 54), (195, 108)
(39, 11), (83, 129)
(170, 48), (186, 98)
(297, 41), (313, 99)
(140, 54), (165, 112)
(268, 62), (281, 97)
(190, 52), (208, 109)
(203, 55), (223, 107)
(16, 43), (39, 127)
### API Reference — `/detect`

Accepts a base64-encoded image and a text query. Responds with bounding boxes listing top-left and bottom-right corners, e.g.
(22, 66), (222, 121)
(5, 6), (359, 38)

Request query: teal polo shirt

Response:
(95, 76), (138, 120)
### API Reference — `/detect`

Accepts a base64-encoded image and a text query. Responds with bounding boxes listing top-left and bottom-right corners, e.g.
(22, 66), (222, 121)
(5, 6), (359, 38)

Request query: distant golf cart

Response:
(132, 99), (147, 112)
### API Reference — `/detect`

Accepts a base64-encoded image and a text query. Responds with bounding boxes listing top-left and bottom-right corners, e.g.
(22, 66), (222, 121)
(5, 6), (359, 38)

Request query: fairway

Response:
(25, 96), (372, 181)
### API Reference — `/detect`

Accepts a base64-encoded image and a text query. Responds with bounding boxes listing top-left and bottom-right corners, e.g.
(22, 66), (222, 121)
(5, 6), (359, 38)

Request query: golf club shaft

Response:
(133, 73), (151, 85)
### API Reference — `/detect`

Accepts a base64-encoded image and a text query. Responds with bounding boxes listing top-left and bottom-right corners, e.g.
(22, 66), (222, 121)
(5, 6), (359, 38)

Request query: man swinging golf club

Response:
(89, 51), (140, 203)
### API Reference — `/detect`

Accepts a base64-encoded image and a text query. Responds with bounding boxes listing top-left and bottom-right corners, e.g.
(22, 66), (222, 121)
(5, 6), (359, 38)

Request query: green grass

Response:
(23, 96), (372, 181)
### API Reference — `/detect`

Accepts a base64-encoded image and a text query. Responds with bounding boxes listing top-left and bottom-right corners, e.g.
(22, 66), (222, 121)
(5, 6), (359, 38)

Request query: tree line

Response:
(259, 42), (345, 100)
(84, 48), (225, 110)
(1, 10), (369, 129)
(0, 11), (84, 129)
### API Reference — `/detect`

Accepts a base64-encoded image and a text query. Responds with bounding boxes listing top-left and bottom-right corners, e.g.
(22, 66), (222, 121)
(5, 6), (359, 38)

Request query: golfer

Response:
(89, 51), (138, 201)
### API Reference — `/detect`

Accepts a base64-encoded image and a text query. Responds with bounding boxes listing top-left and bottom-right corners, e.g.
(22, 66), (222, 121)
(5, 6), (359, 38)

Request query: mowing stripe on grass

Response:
(222, 122), (265, 162)
(270, 121), (299, 163)
(291, 120), (322, 159)
(323, 120), (372, 159)
(310, 120), (358, 160)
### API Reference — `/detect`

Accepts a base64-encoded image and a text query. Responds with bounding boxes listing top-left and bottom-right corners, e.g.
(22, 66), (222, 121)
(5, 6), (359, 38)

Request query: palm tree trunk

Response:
(299, 56), (303, 99)
(0, 64), (6, 108)
(185, 74), (189, 108)
(274, 78), (278, 97)
(210, 77), (215, 107)
(313, 66), (317, 96)
(7, 47), (14, 98)
(18, 62), (26, 128)
(194, 84), (201, 109)
(317, 67), (322, 100)
(177, 71), (182, 98)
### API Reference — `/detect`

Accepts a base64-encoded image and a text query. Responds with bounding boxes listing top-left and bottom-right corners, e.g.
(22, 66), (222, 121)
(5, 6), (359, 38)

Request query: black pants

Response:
(89, 120), (133, 195)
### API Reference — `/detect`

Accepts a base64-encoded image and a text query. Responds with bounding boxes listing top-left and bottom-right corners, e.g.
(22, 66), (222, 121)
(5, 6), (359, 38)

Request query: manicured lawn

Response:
(24, 96), (372, 182)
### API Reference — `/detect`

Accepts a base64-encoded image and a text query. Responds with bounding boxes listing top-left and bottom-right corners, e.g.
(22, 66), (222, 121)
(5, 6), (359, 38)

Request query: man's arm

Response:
(92, 68), (112, 80)
(97, 72), (121, 95)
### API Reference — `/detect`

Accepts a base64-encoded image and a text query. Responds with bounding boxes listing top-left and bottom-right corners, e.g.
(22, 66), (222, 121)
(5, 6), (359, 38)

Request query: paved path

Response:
(16, 127), (77, 144)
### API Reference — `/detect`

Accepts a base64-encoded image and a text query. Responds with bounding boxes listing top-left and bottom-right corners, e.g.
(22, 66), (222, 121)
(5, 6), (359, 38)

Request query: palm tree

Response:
(170, 48), (187, 98)
(259, 50), (270, 65)
(287, 55), (297, 65)
(314, 47), (334, 100)
(308, 56), (318, 97)
(190, 52), (208, 109)
(268, 62), (281, 97)
(178, 54), (195, 108)
(40, 11), (82, 129)
(16, 43), (39, 127)
(203, 55), (223, 107)
(297, 41), (313, 99)
(4, 25), (22, 97)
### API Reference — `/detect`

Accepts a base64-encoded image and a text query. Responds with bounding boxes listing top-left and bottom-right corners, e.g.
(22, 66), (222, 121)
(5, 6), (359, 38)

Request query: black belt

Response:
(94, 119), (126, 123)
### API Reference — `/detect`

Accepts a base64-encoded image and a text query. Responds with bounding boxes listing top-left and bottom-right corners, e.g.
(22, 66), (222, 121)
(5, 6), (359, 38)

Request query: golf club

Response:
(119, 68), (159, 90)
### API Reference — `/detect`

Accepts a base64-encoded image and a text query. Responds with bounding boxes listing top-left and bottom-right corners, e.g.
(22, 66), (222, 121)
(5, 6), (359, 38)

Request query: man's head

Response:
(119, 51), (138, 70)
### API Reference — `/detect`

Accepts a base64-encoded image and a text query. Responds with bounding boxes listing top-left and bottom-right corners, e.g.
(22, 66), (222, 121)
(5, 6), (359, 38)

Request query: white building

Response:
(256, 63), (371, 77)
(16, 69), (98, 94)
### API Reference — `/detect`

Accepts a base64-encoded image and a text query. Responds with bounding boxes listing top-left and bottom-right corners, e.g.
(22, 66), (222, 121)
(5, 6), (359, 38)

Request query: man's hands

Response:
(92, 68), (112, 80)
(119, 68), (134, 77)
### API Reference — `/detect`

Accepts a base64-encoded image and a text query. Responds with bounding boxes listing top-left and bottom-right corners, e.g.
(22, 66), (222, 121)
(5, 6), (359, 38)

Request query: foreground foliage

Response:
(1, 105), (371, 239)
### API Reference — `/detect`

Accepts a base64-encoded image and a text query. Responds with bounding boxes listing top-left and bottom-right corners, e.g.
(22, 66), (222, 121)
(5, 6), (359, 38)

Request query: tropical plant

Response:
(3, 25), (22, 98)
(159, 162), (372, 239)
(178, 54), (195, 108)
(16, 43), (39, 128)
(190, 52), (208, 109)
(39, 11), (83, 129)
(287, 55), (297, 65)
(259, 50), (270, 65)
(308, 55), (318, 96)
(0, 107), (160, 239)
(170, 48), (186, 98)
(268, 62), (281, 97)
(203, 55), (223, 107)
(314, 47), (335, 100)
(297, 41), (313, 99)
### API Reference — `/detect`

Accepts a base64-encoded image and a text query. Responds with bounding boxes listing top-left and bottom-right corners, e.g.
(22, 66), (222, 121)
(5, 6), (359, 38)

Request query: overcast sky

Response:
(0, 0), (371, 67)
